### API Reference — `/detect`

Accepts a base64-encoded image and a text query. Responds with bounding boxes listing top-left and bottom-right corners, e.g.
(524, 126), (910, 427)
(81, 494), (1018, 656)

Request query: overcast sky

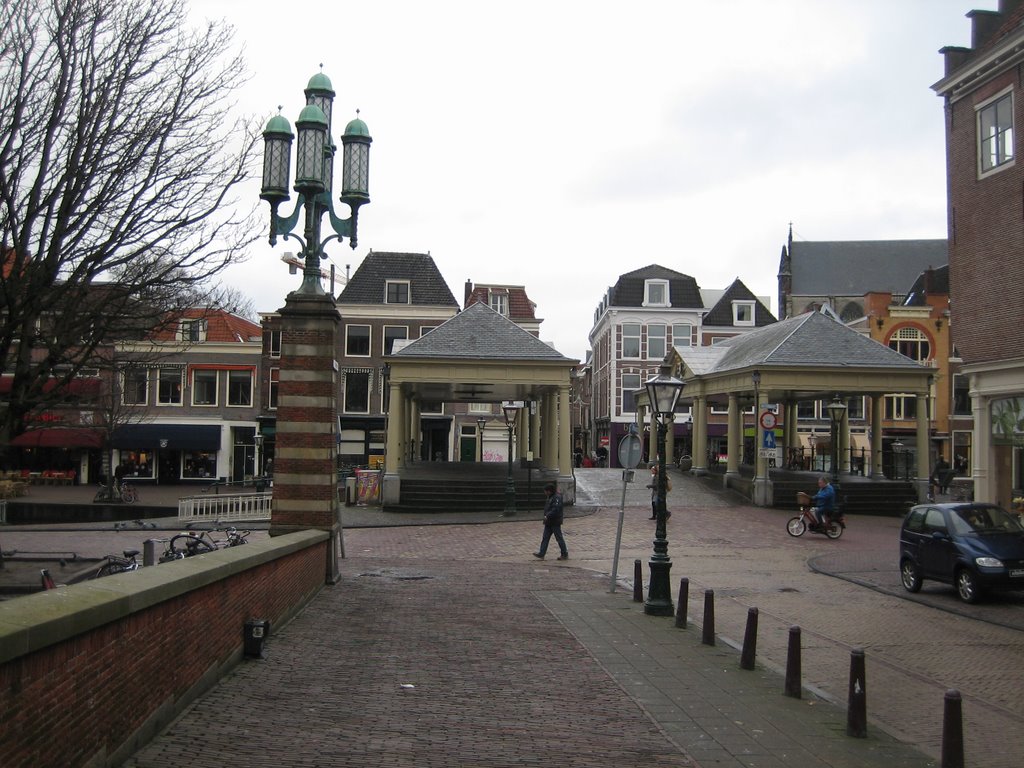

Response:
(190, 0), (981, 362)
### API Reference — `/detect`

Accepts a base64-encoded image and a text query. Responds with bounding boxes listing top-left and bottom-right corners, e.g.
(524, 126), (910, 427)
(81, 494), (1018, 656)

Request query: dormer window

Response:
(179, 319), (207, 342)
(643, 279), (669, 307)
(488, 289), (508, 316)
(386, 280), (410, 304)
(732, 301), (755, 326)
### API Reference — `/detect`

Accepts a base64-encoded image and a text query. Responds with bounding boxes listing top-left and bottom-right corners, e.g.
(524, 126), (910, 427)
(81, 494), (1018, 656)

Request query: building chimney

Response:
(968, 9), (1002, 50)
(464, 279), (473, 308)
(939, 45), (972, 78)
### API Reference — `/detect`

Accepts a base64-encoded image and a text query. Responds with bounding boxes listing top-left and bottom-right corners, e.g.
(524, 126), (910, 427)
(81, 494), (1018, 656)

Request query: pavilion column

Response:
(409, 399), (420, 462)
(517, 404), (528, 459)
(870, 396), (884, 478)
(692, 395), (708, 475)
(385, 381), (404, 471)
(558, 385), (573, 485)
(725, 394), (740, 478)
(542, 393), (556, 471)
(271, 292), (341, 583)
(915, 389), (930, 500)
(530, 399), (541, 463)
(971, 377), (990, 502)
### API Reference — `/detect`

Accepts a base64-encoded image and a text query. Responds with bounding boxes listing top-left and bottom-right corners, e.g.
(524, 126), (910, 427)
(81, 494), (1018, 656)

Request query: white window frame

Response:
(343, 369), (371, 414)
(672, 323), (692, 348)
(620, 372), (642, 416)
(191, 369), (218, 407)
(643, 279), (670, 307)
(227, 369), (253, 407)
(385, 280), (411, 304)
(268, 367), (279, 410)
(468, 403), (491, 414)
(156, 368), (183, 406)
(978, 87), (1015, 177)
(178, 319), (207, 343)
(488, 291), (509, 316)
(345, 324), (371, 357)
(383, 325), (409, 356)
(122, 368), (149, 406)
(732, 301), (755, 326)
(647, 323), (666, 360)
(267, 330), (282, 358)
(621, 323), (641, 359)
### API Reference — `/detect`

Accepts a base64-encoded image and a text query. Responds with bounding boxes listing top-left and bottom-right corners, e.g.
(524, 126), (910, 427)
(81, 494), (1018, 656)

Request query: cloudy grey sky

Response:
(191, 0), (980, 361)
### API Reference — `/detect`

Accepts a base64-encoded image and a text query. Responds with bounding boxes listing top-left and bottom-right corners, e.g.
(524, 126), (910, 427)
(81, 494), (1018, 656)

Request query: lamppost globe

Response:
(643, 373), (685, 617)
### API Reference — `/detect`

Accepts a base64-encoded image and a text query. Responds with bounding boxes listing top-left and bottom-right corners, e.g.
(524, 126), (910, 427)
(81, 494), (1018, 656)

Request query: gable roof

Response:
(787, 240), (947, 296)
(391, 301), (574, 361)
(337, 251), (459, 307)
(464, 282), (538, 321)
(703, 278), (777, 327)
(608, 264), (704, 308)
(677, 310), (925, 375)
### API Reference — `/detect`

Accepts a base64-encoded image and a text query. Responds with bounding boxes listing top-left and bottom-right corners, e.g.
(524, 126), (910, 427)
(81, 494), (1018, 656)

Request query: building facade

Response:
(935, 2), (1024, 507)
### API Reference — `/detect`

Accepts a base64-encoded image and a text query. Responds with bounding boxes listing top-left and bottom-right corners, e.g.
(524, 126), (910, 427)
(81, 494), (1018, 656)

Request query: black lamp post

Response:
(260, 70), (371, 296)
(502, 402), (522, 516)
(477, 417), (487, 463)
(643, 373), (685, 616)
(827, 397), (847, 486)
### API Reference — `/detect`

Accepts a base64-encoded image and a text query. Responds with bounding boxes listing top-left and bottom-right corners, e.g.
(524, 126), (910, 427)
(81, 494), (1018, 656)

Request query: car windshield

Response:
(949, 506), (1024, 535)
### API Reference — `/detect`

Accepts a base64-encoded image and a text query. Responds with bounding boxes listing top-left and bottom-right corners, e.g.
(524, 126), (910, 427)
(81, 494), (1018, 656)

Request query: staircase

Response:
(384, 462), (557, 514)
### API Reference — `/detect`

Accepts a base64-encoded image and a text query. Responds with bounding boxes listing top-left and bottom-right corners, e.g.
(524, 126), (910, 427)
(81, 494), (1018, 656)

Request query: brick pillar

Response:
(271, 292), (341, 583)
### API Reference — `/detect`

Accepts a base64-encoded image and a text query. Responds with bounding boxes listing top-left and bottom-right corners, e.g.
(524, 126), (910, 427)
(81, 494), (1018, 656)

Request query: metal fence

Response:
(178, 492), (272, 522)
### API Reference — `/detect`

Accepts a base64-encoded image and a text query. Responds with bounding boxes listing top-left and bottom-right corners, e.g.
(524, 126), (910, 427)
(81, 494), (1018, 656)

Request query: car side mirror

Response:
(931, 530), (949, 541)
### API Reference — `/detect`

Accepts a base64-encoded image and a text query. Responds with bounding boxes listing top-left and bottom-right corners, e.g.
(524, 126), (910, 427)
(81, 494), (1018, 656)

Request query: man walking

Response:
(533, 483), (568, 560)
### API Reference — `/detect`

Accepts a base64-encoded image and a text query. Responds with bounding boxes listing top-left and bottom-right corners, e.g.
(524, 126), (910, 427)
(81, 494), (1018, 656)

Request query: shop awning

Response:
(112, 424), (221, 450)
(9, 427), (104, 449)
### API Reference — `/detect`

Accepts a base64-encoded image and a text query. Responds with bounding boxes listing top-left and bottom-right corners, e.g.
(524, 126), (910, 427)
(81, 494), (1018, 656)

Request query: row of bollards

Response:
(669, 578), (965, 767)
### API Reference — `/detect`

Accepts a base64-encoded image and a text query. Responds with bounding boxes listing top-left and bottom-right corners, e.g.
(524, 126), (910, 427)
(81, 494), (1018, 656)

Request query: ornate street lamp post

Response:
(260, 71), (371, 296)
(477, 417), (487, 463)
(502, 402), (522, 516)
(644, 373), (685, 616)
(827, 397), (847, 487)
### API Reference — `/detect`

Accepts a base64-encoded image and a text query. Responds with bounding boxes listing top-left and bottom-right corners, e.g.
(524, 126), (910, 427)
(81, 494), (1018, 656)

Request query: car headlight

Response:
(975, 556), (1004, 568)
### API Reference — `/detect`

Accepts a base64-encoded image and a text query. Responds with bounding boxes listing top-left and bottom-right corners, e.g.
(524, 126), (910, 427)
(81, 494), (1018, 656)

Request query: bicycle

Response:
(158, 527), (249, 563)
(93, 480), (138, 503)
(92, 549), (140, 578)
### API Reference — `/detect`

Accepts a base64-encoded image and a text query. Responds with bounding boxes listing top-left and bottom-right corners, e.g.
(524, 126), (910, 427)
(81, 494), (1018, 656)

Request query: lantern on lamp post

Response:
(477, 417), (487, 463)
(827, 397), (847, 487)
(643, 372), (685, 616)
(260, 70), (371, 296)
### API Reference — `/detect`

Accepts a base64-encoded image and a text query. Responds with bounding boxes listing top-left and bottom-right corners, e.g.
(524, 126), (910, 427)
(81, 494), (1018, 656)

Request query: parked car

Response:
(900, 502), (1024, 604)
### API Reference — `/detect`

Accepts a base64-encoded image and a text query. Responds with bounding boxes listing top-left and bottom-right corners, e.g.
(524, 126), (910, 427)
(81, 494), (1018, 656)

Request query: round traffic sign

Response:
(759, 410), (778, 430)
(618, 434), (644, 469)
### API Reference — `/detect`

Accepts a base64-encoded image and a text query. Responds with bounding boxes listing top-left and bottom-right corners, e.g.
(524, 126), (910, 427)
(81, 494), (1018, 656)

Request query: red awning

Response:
(8, 428), (104, 449)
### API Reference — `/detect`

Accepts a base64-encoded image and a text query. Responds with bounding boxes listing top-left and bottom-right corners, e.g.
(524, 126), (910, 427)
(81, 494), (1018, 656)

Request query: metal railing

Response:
(178, 491), (272, 522)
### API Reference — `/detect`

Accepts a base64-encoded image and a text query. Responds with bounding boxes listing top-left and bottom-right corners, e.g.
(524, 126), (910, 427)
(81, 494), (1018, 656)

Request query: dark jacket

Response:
(543, 491), (564, 526)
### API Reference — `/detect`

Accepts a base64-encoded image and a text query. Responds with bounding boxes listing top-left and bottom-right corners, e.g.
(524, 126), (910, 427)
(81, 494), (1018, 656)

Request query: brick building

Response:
(934, 2), (1024, 506)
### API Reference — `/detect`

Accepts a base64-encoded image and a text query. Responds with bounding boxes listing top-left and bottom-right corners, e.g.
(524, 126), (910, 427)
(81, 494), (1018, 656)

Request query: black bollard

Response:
(846, 648), (867, 738)
(633, 559), (643, 602)
(941, 689), (964, 768)
(675, 577), (689, 628)
(740, 607), (758, 670)
(701, 589), (715, 645)
(784, 626), (802, 698)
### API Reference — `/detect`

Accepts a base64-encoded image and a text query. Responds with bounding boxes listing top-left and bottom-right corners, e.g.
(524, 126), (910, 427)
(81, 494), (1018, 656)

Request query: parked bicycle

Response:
(93, 481), (138, 504)
(158, 527), (249, 563)
(91, 549), (140, 578)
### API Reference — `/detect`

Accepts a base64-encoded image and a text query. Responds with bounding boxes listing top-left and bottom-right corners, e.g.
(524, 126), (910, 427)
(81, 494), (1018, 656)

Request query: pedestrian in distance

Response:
(533, 483), (568, 560)
(646, 463), (672, 520)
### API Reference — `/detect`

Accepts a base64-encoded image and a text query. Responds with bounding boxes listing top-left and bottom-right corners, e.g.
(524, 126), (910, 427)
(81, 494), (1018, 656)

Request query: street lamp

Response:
(643, 372), (685, 617)
(476, 417), (487, 463)
(827, 397), (847, 486)
(502, 402), (522, 516)
(254, 432), (266, 491)
(808, 433), (817, 472)
(260, 70), (372, 296)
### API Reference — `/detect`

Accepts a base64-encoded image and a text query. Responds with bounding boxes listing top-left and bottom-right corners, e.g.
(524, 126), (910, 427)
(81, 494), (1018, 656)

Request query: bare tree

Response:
(0, 0), (260, 445)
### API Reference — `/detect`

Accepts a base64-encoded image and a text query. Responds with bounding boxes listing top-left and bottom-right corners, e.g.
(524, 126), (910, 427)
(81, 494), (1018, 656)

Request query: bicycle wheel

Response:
(786, 516), (806, 537)
(825, 521), (843, 540)
(95, 561), (128, 578)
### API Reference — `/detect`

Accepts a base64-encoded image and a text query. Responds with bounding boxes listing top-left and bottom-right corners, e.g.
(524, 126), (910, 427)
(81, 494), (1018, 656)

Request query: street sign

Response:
(618, 433), (643, 469)
(762, 430), (777, 450)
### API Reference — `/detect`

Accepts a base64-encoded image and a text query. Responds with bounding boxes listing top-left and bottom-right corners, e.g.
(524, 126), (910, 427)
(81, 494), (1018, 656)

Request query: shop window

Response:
(183, 451), (217, 479)
(120, 451), (153, 479)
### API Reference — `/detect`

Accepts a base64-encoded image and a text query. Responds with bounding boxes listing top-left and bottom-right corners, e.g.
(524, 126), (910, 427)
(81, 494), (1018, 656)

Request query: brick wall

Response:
(0, 531), (328, 768)
(945, 67), (1024, 365)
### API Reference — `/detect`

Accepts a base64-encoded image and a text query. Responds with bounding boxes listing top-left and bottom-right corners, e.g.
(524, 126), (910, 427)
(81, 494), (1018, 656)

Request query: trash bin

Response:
(243, 618), (270, 659)
(345, 476), (357, 506)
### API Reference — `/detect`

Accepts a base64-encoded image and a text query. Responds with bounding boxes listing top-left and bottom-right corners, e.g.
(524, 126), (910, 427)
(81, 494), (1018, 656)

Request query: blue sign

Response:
(762, 430), (777, 450)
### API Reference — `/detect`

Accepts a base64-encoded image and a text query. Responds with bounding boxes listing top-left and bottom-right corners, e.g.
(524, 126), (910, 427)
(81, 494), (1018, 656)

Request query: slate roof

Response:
(608, 265), (704, 308)
(677, 310), (926, 375)
(391, 302), (574, 361)
(787, 240), (947, 296)
(702, 278), (777, 327)
(337, 251), (459, 307)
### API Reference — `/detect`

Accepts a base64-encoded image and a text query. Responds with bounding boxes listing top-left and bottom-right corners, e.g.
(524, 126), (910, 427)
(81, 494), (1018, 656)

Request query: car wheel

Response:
(900, 559), (922, 592)
(956, 568), (983, 604)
